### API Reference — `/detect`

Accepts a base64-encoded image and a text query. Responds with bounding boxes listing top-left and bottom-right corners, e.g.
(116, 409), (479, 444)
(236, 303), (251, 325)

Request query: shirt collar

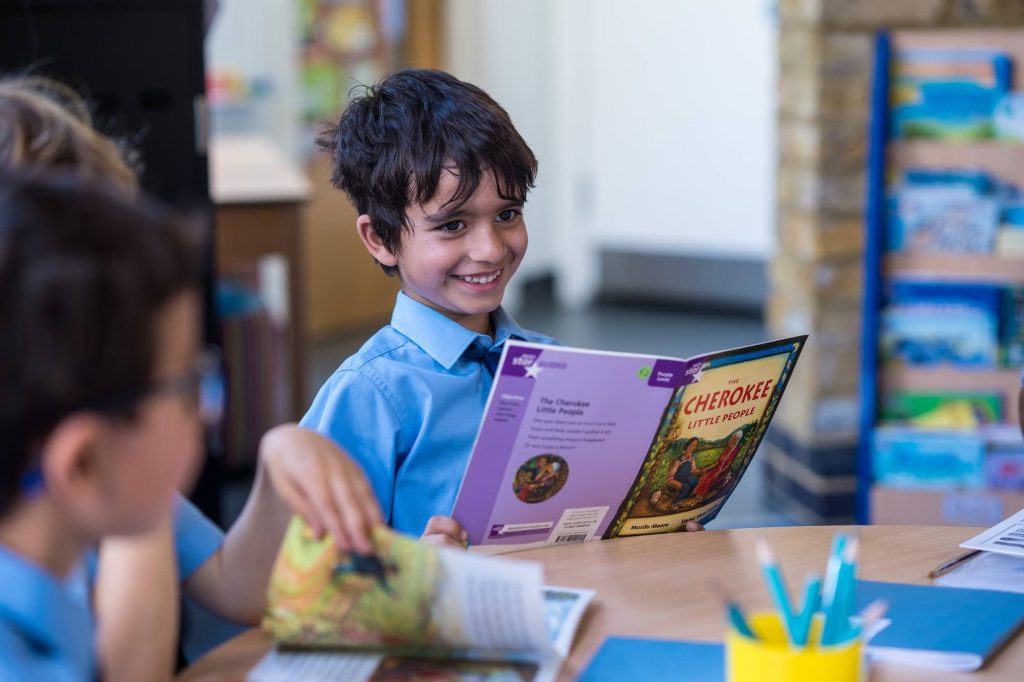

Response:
(0, 546), (94, 674)
(390, 291), (529, 370)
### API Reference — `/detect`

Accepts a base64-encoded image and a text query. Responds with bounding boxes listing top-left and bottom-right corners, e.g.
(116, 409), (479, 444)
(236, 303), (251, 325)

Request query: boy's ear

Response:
(356, 215), (399, 269)
(41, 414), (114, 530)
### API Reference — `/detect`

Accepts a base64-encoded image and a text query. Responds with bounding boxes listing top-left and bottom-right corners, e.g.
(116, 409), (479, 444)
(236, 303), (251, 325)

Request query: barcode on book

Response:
(544, 506), (608, 547)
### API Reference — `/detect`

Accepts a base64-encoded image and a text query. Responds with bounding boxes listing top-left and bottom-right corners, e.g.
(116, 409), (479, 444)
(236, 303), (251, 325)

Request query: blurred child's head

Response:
(0, 76), (137, 191)
(318, 69), (537, 334)
(0, 171), (203, 539)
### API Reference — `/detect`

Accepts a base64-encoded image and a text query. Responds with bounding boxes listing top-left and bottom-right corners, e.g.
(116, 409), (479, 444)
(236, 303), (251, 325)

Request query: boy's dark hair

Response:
(317, 69), (538, 275)
(0, 170), (199, 516)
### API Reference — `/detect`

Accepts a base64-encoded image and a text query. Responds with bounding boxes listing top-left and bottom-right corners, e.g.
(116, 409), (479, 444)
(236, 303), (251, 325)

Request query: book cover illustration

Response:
(453, 337), (805, 552)
(607, 343), (799, 537)
(890, 48), (1013, 140)
(256, 517), (592, 682)
(262, 518), (439, 650)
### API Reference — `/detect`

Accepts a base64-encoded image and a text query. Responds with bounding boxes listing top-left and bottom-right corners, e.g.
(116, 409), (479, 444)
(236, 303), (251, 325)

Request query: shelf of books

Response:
(217, 258), (293, 475)
(858, 30), (1024, 526)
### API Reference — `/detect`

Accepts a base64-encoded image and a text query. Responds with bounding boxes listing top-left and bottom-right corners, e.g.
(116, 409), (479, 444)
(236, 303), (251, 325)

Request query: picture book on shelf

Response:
(892, 168), (1003, 254)
(880, 391), (1003, 428)
(881, 281), (1001, 367)
(890, 47), (1013, 141)
(451, 336), (806, 553)
(250, 517), (594, 682)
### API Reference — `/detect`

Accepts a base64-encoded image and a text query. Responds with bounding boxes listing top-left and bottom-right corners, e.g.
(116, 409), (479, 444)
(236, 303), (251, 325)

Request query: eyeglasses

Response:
(83, 347), (225, 426)
(18, 347), (225, 496)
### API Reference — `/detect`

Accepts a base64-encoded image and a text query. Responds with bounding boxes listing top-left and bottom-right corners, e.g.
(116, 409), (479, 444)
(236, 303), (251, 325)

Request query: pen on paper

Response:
(928, 549), (982, 579)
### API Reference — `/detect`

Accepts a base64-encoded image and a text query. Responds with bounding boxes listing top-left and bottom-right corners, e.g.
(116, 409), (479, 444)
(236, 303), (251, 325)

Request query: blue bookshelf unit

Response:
(858, 29), (1024, 526)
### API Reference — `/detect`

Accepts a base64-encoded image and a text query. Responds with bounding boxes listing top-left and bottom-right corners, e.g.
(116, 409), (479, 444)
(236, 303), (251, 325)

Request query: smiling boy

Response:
(302, 69), (557, 547)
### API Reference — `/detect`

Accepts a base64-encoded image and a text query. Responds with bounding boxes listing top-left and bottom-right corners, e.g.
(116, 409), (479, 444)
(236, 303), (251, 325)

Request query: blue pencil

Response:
(821, 533), (847, 610)
(822, 535), (859, 645)
(792, 573), (822, 647)
(708, 579), (755, 639)
(755, 537), (797, 645)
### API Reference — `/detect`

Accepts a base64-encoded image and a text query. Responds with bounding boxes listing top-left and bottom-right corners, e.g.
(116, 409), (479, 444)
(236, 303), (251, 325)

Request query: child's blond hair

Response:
(0, 76), (137, 192)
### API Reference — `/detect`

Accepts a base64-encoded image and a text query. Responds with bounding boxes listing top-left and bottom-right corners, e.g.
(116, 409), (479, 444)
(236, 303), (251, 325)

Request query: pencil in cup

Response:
(822, 534), (859, 646)
(754, 537), (798, 644)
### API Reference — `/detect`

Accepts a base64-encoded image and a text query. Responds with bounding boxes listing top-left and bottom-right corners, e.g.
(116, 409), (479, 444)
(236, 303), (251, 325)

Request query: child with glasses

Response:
(0, 77), (383, 680)
(0, 171), (212, 679)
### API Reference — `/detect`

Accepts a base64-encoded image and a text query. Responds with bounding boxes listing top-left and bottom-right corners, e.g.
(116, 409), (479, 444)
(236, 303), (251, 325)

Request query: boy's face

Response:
(362, 168), (527, 336)
(98, 292), (205, 534)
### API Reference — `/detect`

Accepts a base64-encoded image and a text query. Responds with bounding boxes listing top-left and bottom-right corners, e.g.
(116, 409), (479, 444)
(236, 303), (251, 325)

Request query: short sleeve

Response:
(173, 494), (225, 580)
(300, 369), (404, 523)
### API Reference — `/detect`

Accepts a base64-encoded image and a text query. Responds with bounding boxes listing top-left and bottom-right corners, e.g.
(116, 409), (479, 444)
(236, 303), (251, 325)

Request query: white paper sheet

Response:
(961, 506), (1024, 557)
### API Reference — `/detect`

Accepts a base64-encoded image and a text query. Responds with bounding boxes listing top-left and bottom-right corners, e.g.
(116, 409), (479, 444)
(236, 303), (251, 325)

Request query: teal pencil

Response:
(755, 537), (797, 645)
(822, 535), (859, 645)
(792, 573), (822, 647)
(821, 533), (847, 610)
(708, 579), (755, 639)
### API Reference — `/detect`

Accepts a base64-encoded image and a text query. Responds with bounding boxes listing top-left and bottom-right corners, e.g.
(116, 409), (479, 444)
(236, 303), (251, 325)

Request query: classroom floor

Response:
(301, 295), (802, 530)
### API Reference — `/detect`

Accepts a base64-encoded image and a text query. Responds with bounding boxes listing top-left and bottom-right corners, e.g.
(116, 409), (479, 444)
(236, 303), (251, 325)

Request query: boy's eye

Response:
(496, 208), (521, 222)
(437, 220), (465, 233)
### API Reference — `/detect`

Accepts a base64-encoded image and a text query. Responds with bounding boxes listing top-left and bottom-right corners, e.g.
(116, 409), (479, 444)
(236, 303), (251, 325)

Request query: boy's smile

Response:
(360, 168), (527, 336)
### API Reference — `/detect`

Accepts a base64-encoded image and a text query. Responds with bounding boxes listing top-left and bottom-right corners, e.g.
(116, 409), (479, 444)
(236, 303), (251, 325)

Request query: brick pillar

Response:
(766, 0), (1024, 522)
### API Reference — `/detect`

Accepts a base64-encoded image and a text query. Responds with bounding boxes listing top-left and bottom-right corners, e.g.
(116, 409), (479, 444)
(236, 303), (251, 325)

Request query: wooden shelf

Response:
(890, 140), (1024, 187)
(872, 484), (1024, 526)
(881, 365), (1021, 417)
(885, 253), (1024, 284)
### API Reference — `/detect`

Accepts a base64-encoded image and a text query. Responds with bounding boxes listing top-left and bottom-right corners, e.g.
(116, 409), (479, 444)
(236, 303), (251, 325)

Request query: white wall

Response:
(205, 0), (301, 159)
(444, 0), (557, 310)
(445, 0), (778, 308)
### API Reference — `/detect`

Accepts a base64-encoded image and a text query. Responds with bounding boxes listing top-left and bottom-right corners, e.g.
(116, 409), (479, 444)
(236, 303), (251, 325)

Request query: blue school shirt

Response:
(0, 546), (95, 681)
(171, 494), (226, 580)
(301, 292), (557, 536)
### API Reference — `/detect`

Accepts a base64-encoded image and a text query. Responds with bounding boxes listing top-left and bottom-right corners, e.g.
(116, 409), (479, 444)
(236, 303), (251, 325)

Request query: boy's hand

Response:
(685, 521), (705, 532)
(259, 424), (382, 555)
(422, 515), (469, 549)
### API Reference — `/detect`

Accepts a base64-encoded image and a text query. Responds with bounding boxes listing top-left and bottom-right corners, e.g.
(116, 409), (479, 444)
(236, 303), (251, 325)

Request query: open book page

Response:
(262, 517), (553, 655)
(961, 506), (1024, 557)
(248, 650), (540, 682)
(543, 587), (594, 658)
(250, 586), (591, 682)
(454, 337), (805, 552)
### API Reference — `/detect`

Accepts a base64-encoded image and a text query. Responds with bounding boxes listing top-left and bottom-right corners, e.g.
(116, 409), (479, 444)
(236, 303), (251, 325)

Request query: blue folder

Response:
(858, 580), (1024, 671)
(577, 638), (724, 682)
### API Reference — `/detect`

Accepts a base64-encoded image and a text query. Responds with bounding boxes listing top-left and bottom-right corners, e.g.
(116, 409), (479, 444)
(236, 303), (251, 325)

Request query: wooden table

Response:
(179, 525), (1024, 681)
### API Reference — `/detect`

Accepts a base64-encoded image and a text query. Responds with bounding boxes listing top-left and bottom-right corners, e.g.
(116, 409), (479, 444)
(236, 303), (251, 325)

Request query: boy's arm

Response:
(94, 515), (179, 682)
(184, 425), (382, 625)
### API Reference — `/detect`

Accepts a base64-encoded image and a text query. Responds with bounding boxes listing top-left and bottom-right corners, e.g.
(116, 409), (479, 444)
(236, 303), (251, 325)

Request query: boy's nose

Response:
(468, 224), (505, 263)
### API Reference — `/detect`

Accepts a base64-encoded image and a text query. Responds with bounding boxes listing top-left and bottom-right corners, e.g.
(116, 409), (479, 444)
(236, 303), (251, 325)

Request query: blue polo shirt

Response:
(301, 292), (557, 536)
(0, 546), (94, 681)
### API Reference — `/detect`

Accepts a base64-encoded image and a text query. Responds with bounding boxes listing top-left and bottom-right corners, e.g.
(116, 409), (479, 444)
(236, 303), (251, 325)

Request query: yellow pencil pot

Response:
(726, 612), (863, 682)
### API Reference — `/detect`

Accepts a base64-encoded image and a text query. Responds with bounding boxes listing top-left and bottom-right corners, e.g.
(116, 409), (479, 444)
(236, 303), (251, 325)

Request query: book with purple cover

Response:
(452, 336), (806, 553)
